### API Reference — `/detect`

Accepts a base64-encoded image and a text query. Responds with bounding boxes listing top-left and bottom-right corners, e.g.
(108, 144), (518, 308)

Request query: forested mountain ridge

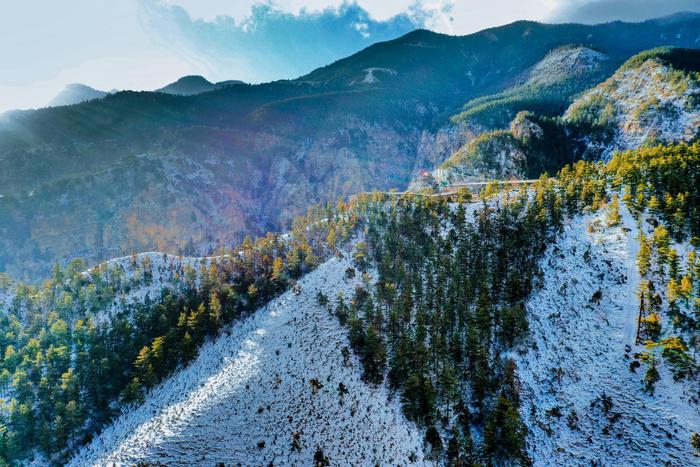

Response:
(565, 47), (700, 158)
(1, 141), (699, 464)
(411, 47), (700, 191)
(154, 75), (246, 96)
(2, 14), (700, 281)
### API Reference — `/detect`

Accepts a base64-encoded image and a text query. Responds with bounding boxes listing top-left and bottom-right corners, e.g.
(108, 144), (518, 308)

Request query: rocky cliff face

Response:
(428, 131), (527, 189)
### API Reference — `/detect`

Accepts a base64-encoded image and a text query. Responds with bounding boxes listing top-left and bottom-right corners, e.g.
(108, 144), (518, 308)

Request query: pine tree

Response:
(272, 257), (285, 282)
(644, 356), (660, 394)
(209, 291), (222, 328)
(691, 433), (700, 454)
(134, 345), (155, 387)
(121, 377), (143, 403)
(652, 225), (671, 266)
(484, 395), (529, 464)
(637, 234), (652, 277)
(605, 194), (622, 227)
(362, 324), (387, 385)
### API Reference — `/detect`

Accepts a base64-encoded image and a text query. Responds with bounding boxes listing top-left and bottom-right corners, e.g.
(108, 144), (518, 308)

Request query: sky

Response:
(1, 0), (698, 113)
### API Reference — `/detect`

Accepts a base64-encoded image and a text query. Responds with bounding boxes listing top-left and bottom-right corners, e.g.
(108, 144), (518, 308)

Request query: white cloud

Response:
(136, 0), (425, 83)
(0, 0), (191, 112)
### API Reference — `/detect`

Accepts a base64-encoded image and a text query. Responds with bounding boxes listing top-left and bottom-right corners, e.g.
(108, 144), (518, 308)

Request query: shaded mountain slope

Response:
(451, 45), (613, 129)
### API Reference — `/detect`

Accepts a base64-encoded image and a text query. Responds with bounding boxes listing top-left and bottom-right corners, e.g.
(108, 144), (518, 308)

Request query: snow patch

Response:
(361, 67), (397, 84)
(71, 253), (428, 466)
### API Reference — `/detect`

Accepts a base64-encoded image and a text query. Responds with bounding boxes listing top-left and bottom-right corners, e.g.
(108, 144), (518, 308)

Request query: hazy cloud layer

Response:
(138, 0), (450, 82)
(551, 0), (700, 24)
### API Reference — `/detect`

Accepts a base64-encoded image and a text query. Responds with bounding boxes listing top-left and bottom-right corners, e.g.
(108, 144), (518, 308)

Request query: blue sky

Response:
(1, 0), (698, 112)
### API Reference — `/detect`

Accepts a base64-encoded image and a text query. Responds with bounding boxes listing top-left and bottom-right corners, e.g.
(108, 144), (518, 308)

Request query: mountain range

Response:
(411, 46), (700, 189)
(0, 11), (699, 467)
(46, 76), (247, 108)
(1, 13), (699, 283)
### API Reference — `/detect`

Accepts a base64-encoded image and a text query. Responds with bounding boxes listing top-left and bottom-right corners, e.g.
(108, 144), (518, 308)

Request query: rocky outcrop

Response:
(408, 130), (527, 191)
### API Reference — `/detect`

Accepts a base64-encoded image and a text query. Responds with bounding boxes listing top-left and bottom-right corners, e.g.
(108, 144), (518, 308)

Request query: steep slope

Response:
(2, 15), (700, 281)
(72, 196), (700, 465)
(564, 47), (700, 158)
(70, 253), (429, 465)
(518, 207), (699, 465)
(413, 47), (700, 191)
(452, 45), (612, 129)
(429, 131), (527, 185)
(49, 83), (109, 107)
(522, 45), (609, 87)
(155, 75), (244, 96)
(410, 111), (577, 190)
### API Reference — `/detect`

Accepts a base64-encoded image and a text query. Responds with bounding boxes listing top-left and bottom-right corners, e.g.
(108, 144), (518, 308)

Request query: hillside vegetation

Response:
(2, 139), (699, 464)
(565, 47), (700, 157)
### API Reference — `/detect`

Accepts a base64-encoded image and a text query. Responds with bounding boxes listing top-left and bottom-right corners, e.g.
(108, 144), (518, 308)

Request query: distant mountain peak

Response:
(49, 83), (108, 107)
(172, 75), (211, 85)
(647, 10), (700, 24)
(155, 75), (244, 96)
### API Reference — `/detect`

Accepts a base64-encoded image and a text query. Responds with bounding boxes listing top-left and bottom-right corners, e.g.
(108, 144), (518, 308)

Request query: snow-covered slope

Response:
(71, 252), (428, 466)
(520, 46), (608, 88)
(564, 49), (700, 159)
(0, 280), (13, 312)
(517, 205), (700, 465)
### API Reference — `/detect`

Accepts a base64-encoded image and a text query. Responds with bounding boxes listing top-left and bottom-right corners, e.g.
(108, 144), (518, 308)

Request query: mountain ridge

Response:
(411, 47), (700, 190)
(49, 83), (110, 107)
(154, 75), (245, 96)
(2, 14), (700, 281)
